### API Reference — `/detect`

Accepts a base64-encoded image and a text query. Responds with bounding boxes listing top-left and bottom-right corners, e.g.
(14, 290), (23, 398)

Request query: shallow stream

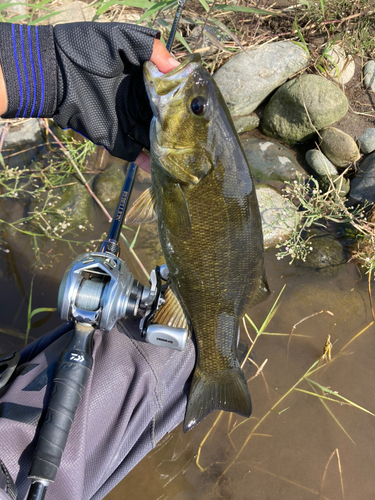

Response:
(0, 143), (374, 500)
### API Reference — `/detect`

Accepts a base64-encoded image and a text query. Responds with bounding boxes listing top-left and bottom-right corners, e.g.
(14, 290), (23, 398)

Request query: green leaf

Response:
(214, 4), (278, 16)
(129, 225), (141, 249)
(0, 326), (25, 339)
(94, 0), (152, 17)
(198, 0), (209, 12)
(29, 307), (57, 321)
(137, 0), (169, 23)
(175, 29), (192, 53)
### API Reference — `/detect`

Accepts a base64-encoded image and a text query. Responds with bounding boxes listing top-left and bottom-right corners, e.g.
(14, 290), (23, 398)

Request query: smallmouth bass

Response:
(128, 54), (270, 432)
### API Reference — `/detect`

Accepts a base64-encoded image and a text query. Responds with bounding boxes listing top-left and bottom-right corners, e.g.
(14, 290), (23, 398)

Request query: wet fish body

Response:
(130, 54), (269, 432)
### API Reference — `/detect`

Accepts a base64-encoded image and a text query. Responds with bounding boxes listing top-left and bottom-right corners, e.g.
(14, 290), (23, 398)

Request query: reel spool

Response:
(58, 252), (187, 351)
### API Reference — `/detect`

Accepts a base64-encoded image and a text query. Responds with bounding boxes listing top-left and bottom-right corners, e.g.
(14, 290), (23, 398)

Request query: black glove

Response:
(0, 22), (160, 161)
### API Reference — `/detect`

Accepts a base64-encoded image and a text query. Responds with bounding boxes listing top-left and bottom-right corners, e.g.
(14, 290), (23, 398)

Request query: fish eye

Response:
(190, 96), (206, 115)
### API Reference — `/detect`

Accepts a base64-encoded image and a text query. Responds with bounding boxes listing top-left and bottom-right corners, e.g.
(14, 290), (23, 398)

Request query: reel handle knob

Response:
(145, 324), (187, 352)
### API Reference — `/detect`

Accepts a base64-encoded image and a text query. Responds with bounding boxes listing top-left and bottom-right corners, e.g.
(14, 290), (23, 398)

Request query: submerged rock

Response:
(364, 61), (375, 91)
(296, 232), (346, 276)
(262, 74), (348, 144)
(49, 182), (92, 228)
(214, 41), (309, 117)
(256, 184), (300, 249)
(319, 127), (360, 167)
(242, 137), (306, 184)
(358, 128), (375, 154)
(94, 162), (127, 209)
(349, 152), (375, 204)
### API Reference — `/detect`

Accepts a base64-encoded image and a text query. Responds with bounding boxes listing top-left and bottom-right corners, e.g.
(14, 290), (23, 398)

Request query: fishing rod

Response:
(26, 7), (187, 500)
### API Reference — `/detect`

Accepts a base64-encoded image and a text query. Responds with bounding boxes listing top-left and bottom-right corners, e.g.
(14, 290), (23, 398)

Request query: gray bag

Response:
(0, 319), (196, 499)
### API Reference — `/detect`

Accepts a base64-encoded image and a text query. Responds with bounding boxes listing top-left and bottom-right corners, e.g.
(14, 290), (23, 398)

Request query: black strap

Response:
(0, 459), (17, 500)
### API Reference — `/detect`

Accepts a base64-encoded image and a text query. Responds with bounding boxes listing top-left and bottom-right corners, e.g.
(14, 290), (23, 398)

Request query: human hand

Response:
(0, 23), (179, 171)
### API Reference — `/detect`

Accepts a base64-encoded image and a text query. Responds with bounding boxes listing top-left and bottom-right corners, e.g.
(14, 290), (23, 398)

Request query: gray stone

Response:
(0, 119), (43, 148)
(358, 128), (375, 154)
(325, 45), (355, 85)
(305, 150), (338, 176)
(319, 127), (360, 167)
(364, 61), (375, 91)
(296, 232), (346, 276)
(4, 0), (26, 16)
(94, 162), (127, 209)
(349, 152), (375, 204)
(256, 184), (300, 249)
(242, 137), (306, 184)
(262, 74), (348, 144)
(233, 114), (260, 134)
(214, 41), (309, 117)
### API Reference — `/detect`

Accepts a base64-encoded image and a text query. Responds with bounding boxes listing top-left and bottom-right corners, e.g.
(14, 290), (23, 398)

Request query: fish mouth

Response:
(144, 53), (201, 116)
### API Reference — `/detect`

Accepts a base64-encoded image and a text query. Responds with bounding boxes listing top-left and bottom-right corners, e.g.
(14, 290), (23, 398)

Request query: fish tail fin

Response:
(183, 365), (252, 433)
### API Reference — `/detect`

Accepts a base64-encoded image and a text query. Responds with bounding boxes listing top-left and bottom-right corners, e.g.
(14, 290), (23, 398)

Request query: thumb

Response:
(150, 39), (180, 74)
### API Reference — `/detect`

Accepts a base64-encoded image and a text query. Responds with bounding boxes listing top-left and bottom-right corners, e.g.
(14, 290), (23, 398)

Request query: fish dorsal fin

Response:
(125, 187), (157, 224)
(249, 274), (270, 308)
(161, 183), (192, 240)
(154, 286), (190, 332)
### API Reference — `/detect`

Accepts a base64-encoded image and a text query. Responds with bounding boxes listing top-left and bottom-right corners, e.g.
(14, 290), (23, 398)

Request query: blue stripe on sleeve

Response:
(19, 25), (30, 118)
(35, 26), (45, 118)
(12, 24), (23, 118)
(28, 26), (37, 117)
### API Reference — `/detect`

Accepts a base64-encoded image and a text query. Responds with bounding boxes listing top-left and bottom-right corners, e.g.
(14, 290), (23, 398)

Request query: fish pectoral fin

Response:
(183, 365), (252, 433)
(125, 187), (157, 224)
(153, 286), (190, 333)
(162, 183), (192, 240)
(248, 274), (271, 308)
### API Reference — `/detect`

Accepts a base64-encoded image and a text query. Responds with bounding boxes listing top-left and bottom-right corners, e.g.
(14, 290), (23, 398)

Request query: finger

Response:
(134, 151), (150, 173)
(150, 39), (180, 74)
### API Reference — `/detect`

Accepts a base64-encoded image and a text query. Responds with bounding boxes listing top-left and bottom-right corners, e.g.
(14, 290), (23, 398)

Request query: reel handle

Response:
(28, 323), (94, 497)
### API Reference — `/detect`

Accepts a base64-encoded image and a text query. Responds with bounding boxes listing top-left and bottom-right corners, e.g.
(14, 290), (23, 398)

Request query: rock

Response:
(363, 61), (375, 91)
(325, 45), (355, 84)
(43, 0), (96, 24)
(262, 74), (348, 144)
(48, 182), (92, 228)
(358, 128), (375, 154)
(296, 231), (346, 276)
(214, 41), (309, 117)
(305, 149), (338, 176)
(349, 152), (375, 204)
(256, 184), (300, 248)
(233, 114), (260, 134)
(318, 174), (350, 198)
(4, 0), (26, 16)
(242, 137), (306, 184)
(305, 149), (349, 196)
(94, 162), (127, 209)
(0, 119), (43, 149)
(319, 127), (360, 167)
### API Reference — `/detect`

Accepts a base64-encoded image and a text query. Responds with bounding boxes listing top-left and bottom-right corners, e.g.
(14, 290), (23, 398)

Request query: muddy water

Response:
(1, 151), (375, 500)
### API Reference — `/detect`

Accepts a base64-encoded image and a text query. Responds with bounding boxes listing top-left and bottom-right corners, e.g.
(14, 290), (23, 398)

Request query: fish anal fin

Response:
(183, 365), (252, 433)
(125, 187), (157, 224)
(154, 287), (189, 332)
(162, 183), (192, 240)
(248, 274), (270, 308)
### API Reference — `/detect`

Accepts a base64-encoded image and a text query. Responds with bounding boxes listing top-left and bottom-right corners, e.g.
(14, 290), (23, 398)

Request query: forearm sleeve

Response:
(0, 23), (56, 118)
